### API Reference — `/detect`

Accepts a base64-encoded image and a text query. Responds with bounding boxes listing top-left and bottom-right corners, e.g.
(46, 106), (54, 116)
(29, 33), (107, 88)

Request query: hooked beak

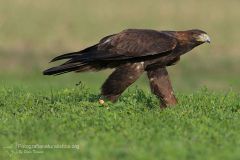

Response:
(197, 33), (211, 44)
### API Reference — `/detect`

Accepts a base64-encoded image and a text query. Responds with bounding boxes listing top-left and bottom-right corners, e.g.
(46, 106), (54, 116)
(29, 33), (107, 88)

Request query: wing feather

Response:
(96, 29), (177, 60)
(44, 29), (178, 75)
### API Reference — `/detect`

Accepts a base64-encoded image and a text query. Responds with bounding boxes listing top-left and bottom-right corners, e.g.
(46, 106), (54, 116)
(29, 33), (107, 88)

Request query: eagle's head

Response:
(175, 29), (211, 47)
(188, 29), (211, 44)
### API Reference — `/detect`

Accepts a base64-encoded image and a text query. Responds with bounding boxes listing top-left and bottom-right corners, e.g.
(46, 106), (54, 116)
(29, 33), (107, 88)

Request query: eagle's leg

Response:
(101, 63), (144, 102)
(147, 67), (177, 108)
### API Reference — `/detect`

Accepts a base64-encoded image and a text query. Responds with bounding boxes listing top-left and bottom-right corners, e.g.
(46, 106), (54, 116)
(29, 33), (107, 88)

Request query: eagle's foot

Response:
(98, 95), (118, 109)
(100, 95), (119, 103)
(160, 97), (178, 108)
(98, 99), (105, 105)
(98, 99), (110, 109)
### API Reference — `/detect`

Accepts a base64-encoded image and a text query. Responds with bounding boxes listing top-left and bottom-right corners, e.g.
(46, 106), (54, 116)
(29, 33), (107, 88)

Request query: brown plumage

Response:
(43, 29), (210, 108)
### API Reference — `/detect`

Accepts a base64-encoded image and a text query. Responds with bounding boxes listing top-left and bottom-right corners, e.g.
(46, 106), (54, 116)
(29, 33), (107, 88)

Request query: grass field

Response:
(0, 86), (240, 159)
(1, 0), (240, 159)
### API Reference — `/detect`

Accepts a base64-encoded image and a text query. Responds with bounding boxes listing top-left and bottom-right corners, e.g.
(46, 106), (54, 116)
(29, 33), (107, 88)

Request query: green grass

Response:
(0, 86), (239, 160)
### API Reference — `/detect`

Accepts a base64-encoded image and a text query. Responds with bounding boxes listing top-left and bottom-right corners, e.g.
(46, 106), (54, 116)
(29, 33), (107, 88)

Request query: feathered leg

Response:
(147, 67), (177, 108)
(101, 63), (144, 102)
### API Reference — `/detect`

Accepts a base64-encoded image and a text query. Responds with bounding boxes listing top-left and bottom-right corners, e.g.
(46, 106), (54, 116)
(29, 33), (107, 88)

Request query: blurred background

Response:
(0, 0), (239, 93)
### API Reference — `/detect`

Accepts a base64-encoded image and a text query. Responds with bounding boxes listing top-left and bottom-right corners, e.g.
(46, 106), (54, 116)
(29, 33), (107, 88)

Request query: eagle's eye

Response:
(195, 33), (211, 43)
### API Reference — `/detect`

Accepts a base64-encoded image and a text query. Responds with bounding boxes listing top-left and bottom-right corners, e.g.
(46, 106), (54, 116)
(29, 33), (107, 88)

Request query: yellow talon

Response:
(99, 99), (105, 105)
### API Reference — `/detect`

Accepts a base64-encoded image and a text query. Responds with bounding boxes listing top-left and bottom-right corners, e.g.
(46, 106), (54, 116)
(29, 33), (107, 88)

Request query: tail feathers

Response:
(43, 44), (112, 75)
(50, 51), (80, 62)
(43, 63), (87, 75)
(50, 44), (98, 62)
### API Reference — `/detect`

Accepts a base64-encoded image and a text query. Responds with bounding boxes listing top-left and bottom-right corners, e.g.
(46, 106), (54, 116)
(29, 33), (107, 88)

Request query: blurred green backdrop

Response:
(0, 0), (239, 92)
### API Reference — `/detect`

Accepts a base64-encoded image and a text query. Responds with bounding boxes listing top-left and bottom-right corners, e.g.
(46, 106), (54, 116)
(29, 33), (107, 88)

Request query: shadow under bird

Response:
(43, 29), (211, 108)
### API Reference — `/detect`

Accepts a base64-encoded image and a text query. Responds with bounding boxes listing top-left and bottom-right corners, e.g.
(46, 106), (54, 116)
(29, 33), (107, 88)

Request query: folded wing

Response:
(43, 29), (177, 75)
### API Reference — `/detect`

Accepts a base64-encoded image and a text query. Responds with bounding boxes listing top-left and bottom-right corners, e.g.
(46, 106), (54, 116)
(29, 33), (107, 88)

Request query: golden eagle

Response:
(43, 29), (210, 108)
